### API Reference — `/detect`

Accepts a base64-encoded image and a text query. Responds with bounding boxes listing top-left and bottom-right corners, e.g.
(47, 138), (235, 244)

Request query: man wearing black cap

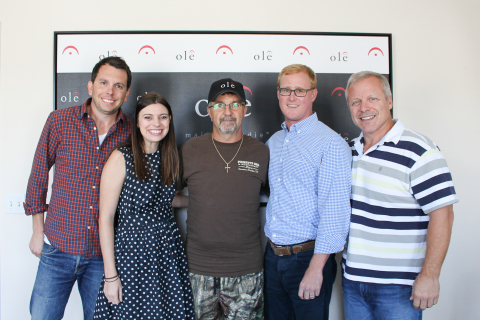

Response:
(179, 78), (269, 319)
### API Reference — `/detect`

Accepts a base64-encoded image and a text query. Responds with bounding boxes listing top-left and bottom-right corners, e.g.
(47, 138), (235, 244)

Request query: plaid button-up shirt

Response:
(265, 113), (352, 254)
(24, 99), (131, 257)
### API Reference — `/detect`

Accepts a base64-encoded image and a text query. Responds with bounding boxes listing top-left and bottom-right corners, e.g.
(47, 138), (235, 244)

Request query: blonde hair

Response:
(277, 64), (317, 88)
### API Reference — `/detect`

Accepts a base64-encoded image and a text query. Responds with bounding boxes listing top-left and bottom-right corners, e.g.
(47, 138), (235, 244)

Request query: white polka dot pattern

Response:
(93, 147), (195, 319)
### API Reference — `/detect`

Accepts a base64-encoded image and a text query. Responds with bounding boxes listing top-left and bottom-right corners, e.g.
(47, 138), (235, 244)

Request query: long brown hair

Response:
(129, 92), (179, 185)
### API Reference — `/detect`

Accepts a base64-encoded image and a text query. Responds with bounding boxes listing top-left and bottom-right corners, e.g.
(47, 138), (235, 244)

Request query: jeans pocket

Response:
(41, 243), (59, 255)
(295, 250), (314, 266)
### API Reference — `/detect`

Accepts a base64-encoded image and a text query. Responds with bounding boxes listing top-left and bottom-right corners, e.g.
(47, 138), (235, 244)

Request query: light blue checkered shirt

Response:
(265, 113), (352, 254)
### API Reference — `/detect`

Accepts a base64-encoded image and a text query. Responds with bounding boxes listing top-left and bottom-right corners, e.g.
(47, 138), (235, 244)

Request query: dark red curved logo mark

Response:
(331, 87), (346, 97)
(189, 50), (195, 54)
(368, 47), (384, 56)
(62, 46), (79, 55)
(138, 45), (155, 55)
(293, 46), (310, 55)
(244, 86), (253, 96)
(216, 45), (233, 54)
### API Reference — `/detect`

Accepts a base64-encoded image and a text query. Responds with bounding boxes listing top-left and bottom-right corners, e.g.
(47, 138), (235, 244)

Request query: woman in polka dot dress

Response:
(93, 92), (194, 319)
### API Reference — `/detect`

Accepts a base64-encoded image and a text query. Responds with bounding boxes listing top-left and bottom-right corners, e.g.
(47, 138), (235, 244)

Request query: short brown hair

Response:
(91, 57), (132, 89)
(277, 64), (317, 88)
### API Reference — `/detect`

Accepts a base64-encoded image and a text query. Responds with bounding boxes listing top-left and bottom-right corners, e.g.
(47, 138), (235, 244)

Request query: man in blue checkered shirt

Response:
(264, 64), (352, 320)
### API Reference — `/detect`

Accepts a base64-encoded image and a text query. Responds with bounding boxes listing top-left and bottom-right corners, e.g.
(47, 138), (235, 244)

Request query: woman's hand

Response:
(104, 278), (123, 305)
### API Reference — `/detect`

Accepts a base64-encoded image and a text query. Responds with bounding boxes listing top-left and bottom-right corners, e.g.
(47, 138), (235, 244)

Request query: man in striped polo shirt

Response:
(342, 71), (458, 319)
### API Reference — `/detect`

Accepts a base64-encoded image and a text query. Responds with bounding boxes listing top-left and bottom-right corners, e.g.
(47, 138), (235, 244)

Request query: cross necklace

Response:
(212, 135), (244, 173)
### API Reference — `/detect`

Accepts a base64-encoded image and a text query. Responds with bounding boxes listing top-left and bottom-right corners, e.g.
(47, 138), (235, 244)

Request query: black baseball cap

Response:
(208, 78), (246, 104)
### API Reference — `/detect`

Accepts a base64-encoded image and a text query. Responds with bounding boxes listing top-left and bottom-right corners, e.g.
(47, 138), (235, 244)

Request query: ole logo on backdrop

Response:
(244, 86), (253, 97)
(254, 51), (272, 61)
(62, 46), (79, 55)
(216, 45), (234, 55)
(368, 47), (384, 57)
(330, 86), (349, 142)
(293, 46), (310, 56)
(331, 87), (346, 98)
(138, 45), (156, 55)
(176, 50), (195, 60)
(330, 52), (348, 62)
(60, 91), (80, 103)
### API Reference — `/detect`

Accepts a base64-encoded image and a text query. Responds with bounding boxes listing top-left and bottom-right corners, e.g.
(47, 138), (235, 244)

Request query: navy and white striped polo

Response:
(342, 120), (458, 286)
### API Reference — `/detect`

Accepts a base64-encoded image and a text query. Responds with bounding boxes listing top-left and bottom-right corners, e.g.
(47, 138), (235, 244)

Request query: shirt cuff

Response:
(314, 233), (347, 254)
(24, 203), (48, 216)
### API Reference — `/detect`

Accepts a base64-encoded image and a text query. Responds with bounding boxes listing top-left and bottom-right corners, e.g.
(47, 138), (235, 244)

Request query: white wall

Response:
(1, 1), (479, 319)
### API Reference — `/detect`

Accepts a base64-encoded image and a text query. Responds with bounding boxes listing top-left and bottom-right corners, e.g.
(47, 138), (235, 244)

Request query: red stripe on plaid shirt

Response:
(24, 99), (131, 257)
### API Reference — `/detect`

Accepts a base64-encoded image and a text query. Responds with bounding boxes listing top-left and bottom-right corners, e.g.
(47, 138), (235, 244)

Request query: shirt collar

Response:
(77, 98), (91, 120)
(76, 97), (127, 124)
(281, 112), (318, 134)
(354, 119), (405, 155)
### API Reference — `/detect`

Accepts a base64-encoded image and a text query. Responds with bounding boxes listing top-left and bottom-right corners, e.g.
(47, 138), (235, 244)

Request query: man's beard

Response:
(219, 117), (237, 134)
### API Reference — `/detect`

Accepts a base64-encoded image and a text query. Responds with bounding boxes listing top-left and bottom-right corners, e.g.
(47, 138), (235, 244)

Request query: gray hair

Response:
(345, 71), (392, 102)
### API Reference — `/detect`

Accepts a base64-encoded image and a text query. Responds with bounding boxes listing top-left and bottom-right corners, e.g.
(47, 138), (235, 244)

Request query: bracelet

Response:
(104, 275), (120, 283)
(105, 274), (119, 280)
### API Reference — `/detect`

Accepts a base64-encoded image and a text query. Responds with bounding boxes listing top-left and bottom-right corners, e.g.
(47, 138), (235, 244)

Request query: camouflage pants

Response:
(189, 270), (264, 320)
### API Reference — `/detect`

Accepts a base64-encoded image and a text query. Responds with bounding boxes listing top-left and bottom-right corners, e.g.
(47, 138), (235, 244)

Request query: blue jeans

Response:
(342, 276), (422, 320)
(30, 243), (104, 320)
(264, 244), (337, 320)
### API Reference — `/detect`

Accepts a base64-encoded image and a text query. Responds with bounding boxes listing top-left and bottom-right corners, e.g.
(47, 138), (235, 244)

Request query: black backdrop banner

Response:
(55, 31), (392, 146)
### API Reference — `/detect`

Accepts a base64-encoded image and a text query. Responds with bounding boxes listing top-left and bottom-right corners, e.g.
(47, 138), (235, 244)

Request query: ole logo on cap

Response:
(221, 81), (235, 88)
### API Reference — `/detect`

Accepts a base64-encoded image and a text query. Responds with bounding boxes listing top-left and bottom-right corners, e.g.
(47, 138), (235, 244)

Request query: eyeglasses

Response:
(209, 102), (245, 111)
(278, 88), (315, 97)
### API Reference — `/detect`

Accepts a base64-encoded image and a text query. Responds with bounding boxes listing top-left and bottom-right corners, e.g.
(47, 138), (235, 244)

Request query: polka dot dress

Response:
(94, 147), (195, 319)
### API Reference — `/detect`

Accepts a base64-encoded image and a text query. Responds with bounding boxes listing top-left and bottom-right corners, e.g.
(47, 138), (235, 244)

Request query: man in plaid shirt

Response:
(24, 57), (132, 320)
(264, 64), (351, 320)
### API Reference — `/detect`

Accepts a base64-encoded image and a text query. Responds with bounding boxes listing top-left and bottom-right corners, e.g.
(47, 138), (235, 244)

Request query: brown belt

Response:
(269, 239), (315, 256)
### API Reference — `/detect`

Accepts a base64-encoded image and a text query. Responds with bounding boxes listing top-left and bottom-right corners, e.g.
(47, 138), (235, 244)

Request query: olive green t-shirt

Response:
(180, 133), (269, 277)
